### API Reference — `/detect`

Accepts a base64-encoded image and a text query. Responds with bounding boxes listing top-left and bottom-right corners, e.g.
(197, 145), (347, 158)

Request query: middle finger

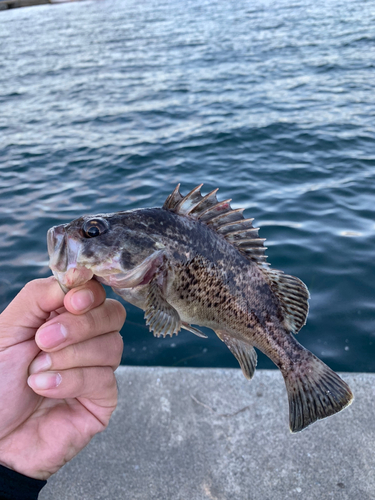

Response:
(35, 299), (126, 352)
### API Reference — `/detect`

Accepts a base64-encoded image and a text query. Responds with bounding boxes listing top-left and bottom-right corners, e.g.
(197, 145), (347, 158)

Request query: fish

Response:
(47, 184), (353, 432)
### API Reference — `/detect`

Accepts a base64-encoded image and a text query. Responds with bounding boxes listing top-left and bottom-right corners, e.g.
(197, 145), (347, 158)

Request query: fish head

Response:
(47, 212), (165, 293)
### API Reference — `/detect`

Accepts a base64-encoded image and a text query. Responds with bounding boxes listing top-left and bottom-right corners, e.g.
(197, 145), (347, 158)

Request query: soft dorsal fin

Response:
(261, 268), (310, 334)
(163, 184), (268, 265)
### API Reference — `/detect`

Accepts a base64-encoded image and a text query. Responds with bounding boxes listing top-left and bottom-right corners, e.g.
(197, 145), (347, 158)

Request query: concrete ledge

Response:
(40, 367), (373, 500)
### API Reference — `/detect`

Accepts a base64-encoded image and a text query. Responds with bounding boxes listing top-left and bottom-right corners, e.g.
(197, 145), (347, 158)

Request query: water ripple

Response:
(0, 0), (374, 371)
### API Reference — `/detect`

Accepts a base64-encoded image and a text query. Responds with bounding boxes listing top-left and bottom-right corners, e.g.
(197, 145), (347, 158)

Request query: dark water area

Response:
(1, 0), (374, 372)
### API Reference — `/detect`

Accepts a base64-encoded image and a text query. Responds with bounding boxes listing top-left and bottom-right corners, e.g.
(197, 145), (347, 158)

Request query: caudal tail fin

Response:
(283, 353), (353, 433)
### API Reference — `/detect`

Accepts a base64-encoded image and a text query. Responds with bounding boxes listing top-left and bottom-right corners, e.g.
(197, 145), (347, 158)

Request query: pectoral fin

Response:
(216, 330), (257, 380)
(145, 281), (181, 338)
(182, 323), (208, 339)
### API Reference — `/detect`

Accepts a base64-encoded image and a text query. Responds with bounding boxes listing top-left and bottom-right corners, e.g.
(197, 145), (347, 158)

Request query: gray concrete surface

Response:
(39, 367), (374, 500)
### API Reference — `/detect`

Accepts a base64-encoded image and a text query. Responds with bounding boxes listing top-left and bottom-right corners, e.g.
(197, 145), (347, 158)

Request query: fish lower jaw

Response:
(53, 267), (94, 290)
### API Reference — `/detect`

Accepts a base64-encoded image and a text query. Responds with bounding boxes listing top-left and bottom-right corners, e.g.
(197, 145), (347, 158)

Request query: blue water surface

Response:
(0, 0), (374, 372)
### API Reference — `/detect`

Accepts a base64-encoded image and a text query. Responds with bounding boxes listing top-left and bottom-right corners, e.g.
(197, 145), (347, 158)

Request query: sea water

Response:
(1, 0), (374, 371)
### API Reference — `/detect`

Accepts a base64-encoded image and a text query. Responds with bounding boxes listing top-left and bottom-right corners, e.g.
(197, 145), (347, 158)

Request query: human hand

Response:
(0, 277), (125, 480)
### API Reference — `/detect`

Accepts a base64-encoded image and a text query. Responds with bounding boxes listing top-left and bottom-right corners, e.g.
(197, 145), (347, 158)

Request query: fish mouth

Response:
(47, 226), (68, 272)
(48, 225), (163, 293)
(48, 225), (94, 292)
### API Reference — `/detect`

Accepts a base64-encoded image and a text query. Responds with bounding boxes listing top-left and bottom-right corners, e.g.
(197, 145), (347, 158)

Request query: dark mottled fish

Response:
(47, 184), (353, 432)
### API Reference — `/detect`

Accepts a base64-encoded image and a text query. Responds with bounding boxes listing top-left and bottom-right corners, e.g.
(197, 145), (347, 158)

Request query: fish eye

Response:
(82, 219), (108, 238)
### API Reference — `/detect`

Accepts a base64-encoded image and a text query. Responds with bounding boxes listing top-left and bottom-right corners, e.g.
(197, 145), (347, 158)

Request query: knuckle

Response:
(69, 314), (90, 339)
(63, 311), (96, 344)
(20, 280), (48, 311)
(84, 310), (97, 333)
(87, 280), (106, 303)
(68, 342), (80, 362)
(99, 367), (115, 390)
(112, 333), (124, 367)
(95, 300), (125, 334)
(113, 331), (124, 352)
(22, 279), (41, 296)
(23, 277), (55, 294)
(22, 280), (35, 294)
(108, 300), (126, 328)
(76, 367), (86, 387)
(63, 299), (125, 342)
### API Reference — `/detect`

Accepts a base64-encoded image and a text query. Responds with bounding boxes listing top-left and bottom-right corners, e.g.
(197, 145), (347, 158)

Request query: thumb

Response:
(0, 277), (65, 349)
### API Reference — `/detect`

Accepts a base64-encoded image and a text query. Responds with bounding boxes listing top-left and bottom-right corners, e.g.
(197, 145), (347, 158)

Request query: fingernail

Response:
(28, 372), (62, 390)
(70, 289), (94, 311)
(37, 323), (67, 349)
(29, 353), (51, 374)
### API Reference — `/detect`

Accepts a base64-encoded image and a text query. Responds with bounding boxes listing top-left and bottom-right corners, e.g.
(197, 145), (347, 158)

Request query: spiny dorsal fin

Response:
(261, 268), (310, 334)
(163, 184), (268, 265)
(162, 183), (183, 211)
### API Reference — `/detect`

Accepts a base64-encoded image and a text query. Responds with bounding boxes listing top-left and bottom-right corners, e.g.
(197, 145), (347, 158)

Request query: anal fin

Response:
(216, 331), (257, 380)
(145, 281), (181, 338)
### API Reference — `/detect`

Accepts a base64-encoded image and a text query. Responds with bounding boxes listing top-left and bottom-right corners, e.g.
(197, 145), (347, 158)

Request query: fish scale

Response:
(47, 184), (353, 432)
